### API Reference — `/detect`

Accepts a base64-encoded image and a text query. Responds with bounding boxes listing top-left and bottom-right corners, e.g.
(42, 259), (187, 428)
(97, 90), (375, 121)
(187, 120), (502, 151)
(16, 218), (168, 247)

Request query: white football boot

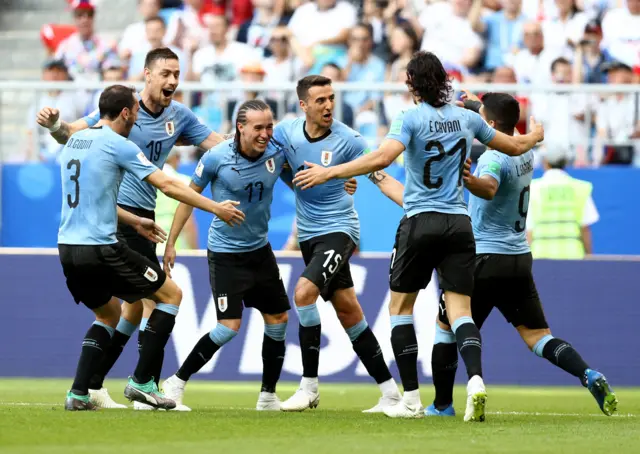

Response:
(162, 375), (192, 412)
(382, 390), (423, 418)
(88, 388), (128, 409)
(280, 378), (320, 412)
(256, 392), (282, 411)
(464, 375), (487, 422)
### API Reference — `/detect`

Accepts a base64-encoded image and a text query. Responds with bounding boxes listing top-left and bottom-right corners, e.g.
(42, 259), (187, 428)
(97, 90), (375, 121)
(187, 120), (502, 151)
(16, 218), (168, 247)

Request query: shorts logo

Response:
(143, 267), (158, 282)
(266, 157), (275, 174)
(321, 151), (332, 166)
(217, 295), (228, 313)
(165, 121), (175, 137)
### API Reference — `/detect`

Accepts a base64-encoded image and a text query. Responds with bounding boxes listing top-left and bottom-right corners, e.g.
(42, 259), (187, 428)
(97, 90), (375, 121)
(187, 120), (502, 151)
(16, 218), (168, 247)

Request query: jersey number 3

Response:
(66, 159), (81, 208)
(423, 138), (466, 189)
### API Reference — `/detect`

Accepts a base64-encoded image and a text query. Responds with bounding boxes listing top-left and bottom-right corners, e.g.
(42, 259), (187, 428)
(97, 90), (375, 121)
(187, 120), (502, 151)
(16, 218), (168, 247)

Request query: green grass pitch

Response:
(1, 379), (638, 454)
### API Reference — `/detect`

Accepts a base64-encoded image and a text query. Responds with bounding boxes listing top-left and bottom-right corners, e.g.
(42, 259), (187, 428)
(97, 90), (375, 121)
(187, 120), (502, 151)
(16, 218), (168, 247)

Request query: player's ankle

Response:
(403, 389), (421, 405)
(301, 376), (318, 392)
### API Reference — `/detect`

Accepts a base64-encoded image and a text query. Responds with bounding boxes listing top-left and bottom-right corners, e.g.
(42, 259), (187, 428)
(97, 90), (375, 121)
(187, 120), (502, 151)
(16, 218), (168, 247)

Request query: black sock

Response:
(137, 330), (144, 354)
(299, 324), (321, 378)
(391, 324), (419, 392)
(455, 321), (483, 379)
(71, 323), (113, 396)
(88, 330), (132, 390)
(352, 327), (392, 384)
(176, 334), (220, 381)
(151, 348), (164, 387)
(542, 337), (590, 385)
(133, 310), (175, 384)
(261, 335), (286, 393)
(431, 343), (458, 409)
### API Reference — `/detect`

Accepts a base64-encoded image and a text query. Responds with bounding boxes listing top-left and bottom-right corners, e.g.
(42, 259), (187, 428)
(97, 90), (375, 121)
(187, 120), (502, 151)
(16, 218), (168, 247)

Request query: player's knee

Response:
(220, 318), (242, 332)
(96, 300), (121, 328)
(294, 280), (318, 307)
(518, 326), (552, 350)
(266, 311), (289, 325)
(122, 300), (143, 324)
(164, 284), (183, 306)
(436, 318), (452, 333)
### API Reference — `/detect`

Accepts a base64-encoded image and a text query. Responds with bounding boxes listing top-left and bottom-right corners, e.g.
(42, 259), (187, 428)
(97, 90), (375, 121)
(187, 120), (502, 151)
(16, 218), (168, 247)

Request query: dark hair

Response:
(296, 75), (332, 101)
(481, 92), (520, 135)
(352, 22), (374, 40)
(548, 159), (567, 170)
(144, 47), (179, 70)
(396, 21), (420, 54)
(406, 51), (452, 108)
(551, 57), (571, 72)
(234, 99), (272, 151)
(145, 16), (166, 28)
(99, 85), (136, 120)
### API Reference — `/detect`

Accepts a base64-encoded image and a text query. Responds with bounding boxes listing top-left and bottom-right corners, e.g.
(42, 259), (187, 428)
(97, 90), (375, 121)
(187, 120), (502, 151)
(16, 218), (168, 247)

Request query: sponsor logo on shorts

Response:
(217, 295), (228, 313)
(266, 157), (275, 174)
(144, 267), (158, 282)
(321, 151), (332, 166)
(166, 121), (175, 137)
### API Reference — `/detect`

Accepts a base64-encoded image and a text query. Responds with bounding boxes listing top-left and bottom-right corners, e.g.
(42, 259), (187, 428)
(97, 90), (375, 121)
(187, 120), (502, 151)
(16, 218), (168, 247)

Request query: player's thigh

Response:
(389, 214), (442, 294)
(330, 287), (364, 328)
(92, 298), (122, 328)
(494, 253), (549, 332)
(244, 245), (292, 318)
(58, 244), (114, 311)
(116, 204), (160, 267)
(207, 249), (253, 321)
(299, 232), (356, 302)
(468, 254), (503, 329)
(438, 214), (476, 298)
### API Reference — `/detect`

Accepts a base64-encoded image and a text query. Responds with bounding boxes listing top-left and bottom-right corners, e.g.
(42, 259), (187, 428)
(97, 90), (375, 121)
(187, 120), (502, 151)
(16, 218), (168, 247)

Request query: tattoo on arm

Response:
(368, 170), (387, 185)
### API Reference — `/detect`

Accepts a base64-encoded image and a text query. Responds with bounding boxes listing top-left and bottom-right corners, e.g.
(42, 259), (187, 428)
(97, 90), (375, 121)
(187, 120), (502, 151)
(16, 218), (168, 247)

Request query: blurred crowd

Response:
(26, 0), (640, 166)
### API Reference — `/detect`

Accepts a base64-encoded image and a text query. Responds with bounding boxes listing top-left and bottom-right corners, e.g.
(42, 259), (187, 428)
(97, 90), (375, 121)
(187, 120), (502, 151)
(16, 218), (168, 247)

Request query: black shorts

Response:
(59, 242), (166, 310)
(116, 204), (159, 265)
(207, 243), (290, 320)
(390, 212), (475, 296)
(299, 232), (356, 301)
(438, 253), (548, 330)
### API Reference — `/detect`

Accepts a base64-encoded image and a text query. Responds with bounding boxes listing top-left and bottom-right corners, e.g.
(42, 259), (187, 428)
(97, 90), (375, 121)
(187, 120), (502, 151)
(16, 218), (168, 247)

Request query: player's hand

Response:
(292, 161), (332, 190)
(459, 89), (481, 103)
(529, 116), (544, 143)
(36, 107), (60, 129)
(462, 157), (473, 184)
(163, 243), (177, 278)
(344, 177), (357, 195)
(135, 218), (167, 244)
(214, 200), (245, 226)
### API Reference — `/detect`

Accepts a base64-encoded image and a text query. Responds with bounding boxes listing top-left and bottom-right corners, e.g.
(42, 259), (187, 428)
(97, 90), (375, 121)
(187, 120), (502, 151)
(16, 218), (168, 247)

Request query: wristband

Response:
(463, 100), (482, 113)
(48, 118), (62, 133)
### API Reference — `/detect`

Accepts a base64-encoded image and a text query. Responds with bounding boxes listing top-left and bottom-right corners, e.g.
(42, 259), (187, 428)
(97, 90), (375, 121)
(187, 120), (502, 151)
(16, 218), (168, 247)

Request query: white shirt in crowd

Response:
(526, 169), (600, 231)
(507, 47), (566, 85)
(532, 93), (595, 149)
(287, 1), (357, 47)
(418, 1), (483, 69)
(262, 56), (304, 102)
(165, 6), (209, 49)
(55, 33), (116, 81)
(601, 7), (640, 67)
(596, 93), (640, 164)
(542, 12), (589, 55)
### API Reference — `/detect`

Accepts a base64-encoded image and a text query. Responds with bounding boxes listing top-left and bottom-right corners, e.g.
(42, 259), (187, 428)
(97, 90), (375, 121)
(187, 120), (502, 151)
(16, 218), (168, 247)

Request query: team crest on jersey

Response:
(266, 157), (276, 173)
(165, 120), (175, 137)
(218, 295), (228, 313)
(321, 150), (332, 166)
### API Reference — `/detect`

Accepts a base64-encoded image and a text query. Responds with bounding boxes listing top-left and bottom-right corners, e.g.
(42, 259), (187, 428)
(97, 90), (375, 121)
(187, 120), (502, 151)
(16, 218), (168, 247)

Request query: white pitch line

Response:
(489, 411), (636, 418)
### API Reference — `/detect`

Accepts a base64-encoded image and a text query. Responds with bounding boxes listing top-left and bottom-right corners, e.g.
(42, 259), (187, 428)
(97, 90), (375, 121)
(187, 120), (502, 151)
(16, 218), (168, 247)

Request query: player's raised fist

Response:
(36, 107), (60, 129)
(215, 200), (246, 227)
(529, 116), (544, 143)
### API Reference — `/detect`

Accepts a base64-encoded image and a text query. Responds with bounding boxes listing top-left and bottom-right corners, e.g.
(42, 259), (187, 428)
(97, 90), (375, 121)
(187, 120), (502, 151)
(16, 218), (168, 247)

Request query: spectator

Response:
(532, 57), (593, 158)
(468, 0), (527, 72)
(40, 24), (77, 56)
(236, 0), (285, 57)
(573, 19), (613, 84)
(508, 21), (564, 84)
(542, 0), (589, 55)
(490, 66), (529, 134)
(341, 23), (386, 114)
(165, 0), (211, 51)
(55, 0), (117, 81)
(383, 61), (413, 126)
(26, 59), (89, 162)
(230, 62), (278, 126)
(320, 63), (354, 126)
(417, 0), (484, 74)
(594, 61), (640, 166)
(601, 0), (640, 69)
(118, 0), (161, 62)
(527, 146), (599, 259)
(361, 0), (392, 59)
(287, 0), (358, 73)
(387, 21), (420, 83)
(127, 17), (187, 80)
(88, 57), (127, 112)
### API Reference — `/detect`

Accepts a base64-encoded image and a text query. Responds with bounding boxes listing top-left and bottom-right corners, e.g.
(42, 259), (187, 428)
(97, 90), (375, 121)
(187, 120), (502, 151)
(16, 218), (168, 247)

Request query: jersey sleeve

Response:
(192, 149), (219, 188)
(272, 120), (291, 147)
(83, 109), (100, 127)
(178, 105), (212, 146)
(346, 131), (371, 161)
(116, 140), (158, 181)
(385, 109), (413, 149)
(476, 151), (506, 186)
(467, 110), (496, 145)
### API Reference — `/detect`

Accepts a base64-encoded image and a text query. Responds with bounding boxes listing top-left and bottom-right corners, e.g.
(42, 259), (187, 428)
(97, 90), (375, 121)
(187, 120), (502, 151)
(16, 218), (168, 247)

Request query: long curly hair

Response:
(405, 51), (453, 108)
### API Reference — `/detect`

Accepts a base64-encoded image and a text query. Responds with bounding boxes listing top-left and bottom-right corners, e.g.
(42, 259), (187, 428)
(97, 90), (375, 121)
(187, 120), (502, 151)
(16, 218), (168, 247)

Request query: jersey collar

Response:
(139, 99), (164, 119)
(303, 121), (331, 143)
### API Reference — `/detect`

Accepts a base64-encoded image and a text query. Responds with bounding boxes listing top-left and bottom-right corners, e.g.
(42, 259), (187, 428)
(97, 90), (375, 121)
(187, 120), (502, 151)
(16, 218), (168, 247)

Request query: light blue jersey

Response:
(470, 149), (534, 254)
(58, 126), (157, 245)
(192, 139), (286, 253)
(273, 118), (368, 244)
(83, 94), (210, 211)
(386, 103), (496, 217)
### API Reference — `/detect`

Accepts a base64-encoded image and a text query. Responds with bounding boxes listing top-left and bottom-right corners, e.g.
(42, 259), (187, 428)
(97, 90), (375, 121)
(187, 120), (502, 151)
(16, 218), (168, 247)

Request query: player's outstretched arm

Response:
(163, 184), (202, 277)
(462, 158), (498, 200)
(293, 140), (404, 190)
(145, 170), (245, 226)
(36, 107), (90, 144)
(117, 207), (168, 244)
(487, 117), (544, 157)
(367, 170), (404, 207)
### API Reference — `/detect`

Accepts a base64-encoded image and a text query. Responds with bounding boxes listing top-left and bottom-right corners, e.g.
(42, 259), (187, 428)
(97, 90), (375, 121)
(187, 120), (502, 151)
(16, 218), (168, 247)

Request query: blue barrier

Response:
(1, 162), (638, 254)
(0, 251), (637, 386)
